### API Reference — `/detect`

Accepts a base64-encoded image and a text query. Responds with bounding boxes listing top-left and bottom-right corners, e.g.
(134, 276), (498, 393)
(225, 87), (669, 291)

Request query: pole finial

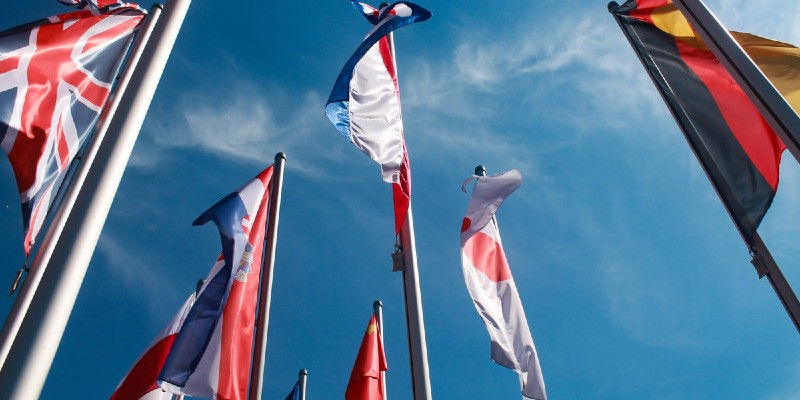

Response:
(373, 299), (383, 308)
(474, 165), (487, 176)
(299, 369), (308, 377)
(275, 152), (286, 162)
(607, 1), (621, 13)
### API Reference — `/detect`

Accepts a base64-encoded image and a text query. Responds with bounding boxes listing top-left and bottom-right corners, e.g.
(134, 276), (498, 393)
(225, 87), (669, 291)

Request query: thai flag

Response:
(157, 166), (274, 400)
(325, 1), (431, 235)
(460, 170), (547, 400)
(110, 293), (197, 400)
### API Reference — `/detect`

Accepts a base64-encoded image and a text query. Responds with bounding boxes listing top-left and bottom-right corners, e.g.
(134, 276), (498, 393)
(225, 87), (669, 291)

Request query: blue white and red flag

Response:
(158, 166), (274, 400)
(110, 293), (197, 400)
(460, 170), (547, 400)
(0, 5), (144, 255)
(284, 381), (300, 400)
(325, 1), (431, 235)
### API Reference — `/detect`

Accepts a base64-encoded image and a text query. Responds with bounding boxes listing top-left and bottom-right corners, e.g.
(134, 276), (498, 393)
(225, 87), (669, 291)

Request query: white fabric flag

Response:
(460, 170), (547, 400)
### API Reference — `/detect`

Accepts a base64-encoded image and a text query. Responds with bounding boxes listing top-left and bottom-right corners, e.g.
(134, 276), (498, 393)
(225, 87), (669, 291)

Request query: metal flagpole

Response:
(299, 369), (308, 400)
(373, 300), (388, 400)
(384, 28), (433, 399)
(750, 233), (800, 333)
(671, 0), (800, 164)
(0, 3), (162, 370)
(383, 25), (433, 400)
(669, 0), (800, 334)
(249, 152), (287, 400)
(0, 0), (192, 396)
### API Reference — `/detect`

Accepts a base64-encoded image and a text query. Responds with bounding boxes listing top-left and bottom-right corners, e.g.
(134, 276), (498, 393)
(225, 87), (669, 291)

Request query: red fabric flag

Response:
(345, 313), (388, 400)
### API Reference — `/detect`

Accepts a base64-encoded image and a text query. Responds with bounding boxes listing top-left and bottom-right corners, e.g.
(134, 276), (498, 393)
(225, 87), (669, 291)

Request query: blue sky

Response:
(2, 0), (800, 399)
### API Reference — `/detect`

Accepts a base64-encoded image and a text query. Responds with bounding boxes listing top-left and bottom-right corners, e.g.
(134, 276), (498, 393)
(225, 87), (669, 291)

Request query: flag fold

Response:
(460, 170), (547, 400)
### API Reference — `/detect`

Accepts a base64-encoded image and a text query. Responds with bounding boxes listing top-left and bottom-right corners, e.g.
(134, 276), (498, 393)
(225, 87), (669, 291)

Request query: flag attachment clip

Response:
(8, 265), (27, 296)
(750, 248), (769, 279)
(392, 243), (405, 272)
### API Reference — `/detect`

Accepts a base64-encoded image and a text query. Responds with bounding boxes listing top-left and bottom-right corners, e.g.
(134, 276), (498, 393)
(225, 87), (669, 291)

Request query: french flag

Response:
(325, 1), (431, 234)
(156, 166), (274, 400)
(460, 170), (547, 400)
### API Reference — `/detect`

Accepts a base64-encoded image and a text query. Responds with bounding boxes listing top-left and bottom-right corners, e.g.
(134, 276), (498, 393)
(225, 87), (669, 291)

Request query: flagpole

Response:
(249, 152), (287, 400)
(0, 0), (192, 396)
(666, 0), (800, 334)
(299, 369), (308, 400)
(750, 233), (800, 332)
(384, 28), (433, 399)
(0, 3), (162, 371)
(373, 300), (387, 400)
(670, 0), (800, 165)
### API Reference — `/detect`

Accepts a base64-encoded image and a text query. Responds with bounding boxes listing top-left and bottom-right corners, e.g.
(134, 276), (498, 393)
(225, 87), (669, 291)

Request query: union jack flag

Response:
(57, 0), (123, 9)
(0, 5), (145, 256)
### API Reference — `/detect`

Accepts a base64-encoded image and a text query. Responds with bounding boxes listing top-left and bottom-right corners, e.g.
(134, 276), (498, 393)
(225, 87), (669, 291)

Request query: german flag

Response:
(609, 0), (800, 246)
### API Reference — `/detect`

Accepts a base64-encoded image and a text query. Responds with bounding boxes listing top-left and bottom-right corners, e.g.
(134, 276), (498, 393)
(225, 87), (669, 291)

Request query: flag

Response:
(57, 0), (125, 8)
(110, 293), (197, 400)
(345, 313), (388, 400)
(325, 1), (431, 234)
(609, 0), (800, 246)
(284, 381), (300, 400)
(157, 166), (274, 400)
(0, 5), (144, 255)
(460, 170), (546, 400)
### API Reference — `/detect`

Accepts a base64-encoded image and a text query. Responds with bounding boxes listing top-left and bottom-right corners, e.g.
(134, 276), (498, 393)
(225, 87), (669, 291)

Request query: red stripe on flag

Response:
(377, 36), (411, 234)
(675, 40), (783, 190)
(217, 168), (272, 400)
(110, 334), (177, 400)
(463, 231), (512, 283)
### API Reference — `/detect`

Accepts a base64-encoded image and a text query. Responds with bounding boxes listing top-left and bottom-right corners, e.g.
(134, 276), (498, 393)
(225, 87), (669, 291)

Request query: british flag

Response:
(0, 5), (144, 255)
(57, 0), (125, 8)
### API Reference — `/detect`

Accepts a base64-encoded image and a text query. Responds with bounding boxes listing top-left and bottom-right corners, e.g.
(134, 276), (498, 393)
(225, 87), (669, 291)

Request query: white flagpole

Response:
(299, 369), (308, 400)
(385, 26), (433, 400)
(0, 0), (192, 397)
(373, 300), (388, 400)
(249, 152), (287, 400)
(0, 4), (163, 371)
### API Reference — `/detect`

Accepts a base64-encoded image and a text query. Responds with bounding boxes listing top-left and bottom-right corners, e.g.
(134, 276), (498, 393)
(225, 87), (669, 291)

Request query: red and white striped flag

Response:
(460, 170), (547, 400)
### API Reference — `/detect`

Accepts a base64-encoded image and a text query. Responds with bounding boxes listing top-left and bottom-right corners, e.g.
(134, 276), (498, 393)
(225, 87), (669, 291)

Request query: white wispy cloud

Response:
(95, 232), (182, 320)
(136, 87), (347, 179)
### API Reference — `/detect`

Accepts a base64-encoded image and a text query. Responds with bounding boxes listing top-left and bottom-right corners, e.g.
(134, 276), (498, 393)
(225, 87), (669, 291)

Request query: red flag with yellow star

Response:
(345, 313), (387, 400)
